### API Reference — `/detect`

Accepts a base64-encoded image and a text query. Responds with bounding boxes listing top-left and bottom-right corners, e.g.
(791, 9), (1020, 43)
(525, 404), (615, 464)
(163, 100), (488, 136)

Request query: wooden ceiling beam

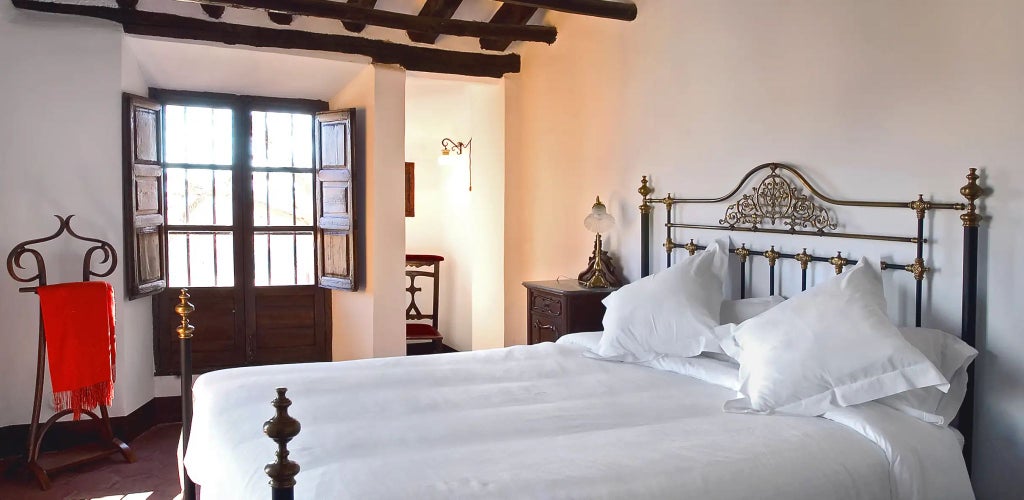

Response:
(267, 11), (294, 25)
(480, 4), (536, 52)
(501, 0), (636, 21)
(11, 0), (520, 78)
(200, 4), (226, 19)
(341, 0), (377, 33)
(408, 0), (464, 44)
(175, 0), (555, 44)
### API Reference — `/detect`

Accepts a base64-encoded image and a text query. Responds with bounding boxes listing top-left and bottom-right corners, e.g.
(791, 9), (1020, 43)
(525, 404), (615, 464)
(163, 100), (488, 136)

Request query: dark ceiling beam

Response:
(11, 0), (520, 78)
(501, 0), (636, 21)
(266, 11), (293, 25)
(480, 4), (536, 52)
(200, 4), (226, 19)
(341, 0), (377, 33)
(408, 0), (463, 44)
(176, 0), (555, 44)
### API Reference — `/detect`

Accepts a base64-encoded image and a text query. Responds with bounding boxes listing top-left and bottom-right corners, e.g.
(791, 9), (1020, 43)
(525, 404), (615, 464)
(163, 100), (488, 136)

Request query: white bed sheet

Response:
(184, 342), (972, 500)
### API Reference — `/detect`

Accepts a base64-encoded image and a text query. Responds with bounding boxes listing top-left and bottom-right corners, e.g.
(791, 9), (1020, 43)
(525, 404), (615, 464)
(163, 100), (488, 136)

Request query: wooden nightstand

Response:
(523, 280), (618, 345)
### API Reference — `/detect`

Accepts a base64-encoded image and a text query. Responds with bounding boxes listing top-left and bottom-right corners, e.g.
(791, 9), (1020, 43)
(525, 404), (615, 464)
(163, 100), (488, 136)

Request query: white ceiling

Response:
(125, 35), (370, 101)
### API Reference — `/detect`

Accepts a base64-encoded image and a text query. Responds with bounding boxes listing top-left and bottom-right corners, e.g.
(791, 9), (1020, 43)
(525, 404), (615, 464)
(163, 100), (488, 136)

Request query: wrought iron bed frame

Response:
(172, 163), (984, 499)
(638, 163), (983, 472)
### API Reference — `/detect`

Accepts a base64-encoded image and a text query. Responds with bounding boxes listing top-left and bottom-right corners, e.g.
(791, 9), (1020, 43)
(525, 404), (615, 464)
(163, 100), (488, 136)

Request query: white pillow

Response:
(720, 296), (786, 325)
(713, 260), (949, 417)
(593, 239), (729, 362)
(878, 327), (977, 425)
(555, 331), (603, 350)
(644, 355), (741, 391)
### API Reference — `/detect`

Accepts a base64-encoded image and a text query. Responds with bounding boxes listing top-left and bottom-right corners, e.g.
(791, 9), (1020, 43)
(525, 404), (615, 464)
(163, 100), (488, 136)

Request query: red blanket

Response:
(37, 281), (116, 420)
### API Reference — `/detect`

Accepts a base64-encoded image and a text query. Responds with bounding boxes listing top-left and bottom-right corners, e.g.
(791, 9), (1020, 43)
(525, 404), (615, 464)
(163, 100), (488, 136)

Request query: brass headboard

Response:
(637, 162), (983, 471)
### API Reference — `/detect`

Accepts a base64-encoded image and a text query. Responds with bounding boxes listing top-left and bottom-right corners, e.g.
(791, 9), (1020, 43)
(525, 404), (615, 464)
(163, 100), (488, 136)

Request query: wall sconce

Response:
(439, 137), (472, 191)
(578, 196), (623, 288)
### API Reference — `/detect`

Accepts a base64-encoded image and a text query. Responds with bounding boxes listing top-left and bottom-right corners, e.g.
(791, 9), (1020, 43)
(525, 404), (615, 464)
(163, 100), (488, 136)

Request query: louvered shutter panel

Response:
(122, 93), (168, 300)
(315, 109), (357, 291)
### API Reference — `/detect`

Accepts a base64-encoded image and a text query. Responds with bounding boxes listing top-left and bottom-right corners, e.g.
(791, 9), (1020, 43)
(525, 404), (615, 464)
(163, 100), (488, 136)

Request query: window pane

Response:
(168, 231), (234, 287)
(252, 172), (313, 227)
(166, 168), (232, 226)
(165, 105), (233, 165)
(254, 231), (314, 286)
(251, 111), (313, 169)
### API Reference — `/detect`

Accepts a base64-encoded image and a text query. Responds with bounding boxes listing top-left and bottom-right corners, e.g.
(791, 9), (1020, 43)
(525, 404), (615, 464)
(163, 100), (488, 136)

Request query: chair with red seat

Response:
(405, 254), (445, 354)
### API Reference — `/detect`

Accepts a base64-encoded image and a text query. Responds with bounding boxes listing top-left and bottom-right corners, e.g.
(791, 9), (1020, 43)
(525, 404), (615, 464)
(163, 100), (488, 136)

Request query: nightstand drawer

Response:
(530, 291), (564, 316)
(529, 314), (565, 345)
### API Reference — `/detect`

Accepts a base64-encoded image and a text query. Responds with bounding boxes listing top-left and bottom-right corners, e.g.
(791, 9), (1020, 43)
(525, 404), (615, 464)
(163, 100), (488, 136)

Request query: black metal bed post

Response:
(638, 176), (653, 278)
(265, 387), (301, 500)
(175, 289), (197, 500)
(959, 168), (982, 474)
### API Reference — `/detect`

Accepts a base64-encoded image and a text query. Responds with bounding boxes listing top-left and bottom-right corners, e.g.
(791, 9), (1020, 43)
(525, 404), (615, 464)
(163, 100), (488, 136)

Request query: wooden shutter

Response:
(122, 93), (167, 300)
(315, 109), (358, 291)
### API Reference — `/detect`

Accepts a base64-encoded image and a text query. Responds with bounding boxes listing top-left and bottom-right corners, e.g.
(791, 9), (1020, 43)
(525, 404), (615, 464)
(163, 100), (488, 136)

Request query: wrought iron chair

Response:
(405, 254), (445, 354)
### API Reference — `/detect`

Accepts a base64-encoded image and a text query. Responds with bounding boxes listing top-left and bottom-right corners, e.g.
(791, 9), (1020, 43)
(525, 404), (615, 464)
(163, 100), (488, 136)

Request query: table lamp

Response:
(578, 196), (622, 288)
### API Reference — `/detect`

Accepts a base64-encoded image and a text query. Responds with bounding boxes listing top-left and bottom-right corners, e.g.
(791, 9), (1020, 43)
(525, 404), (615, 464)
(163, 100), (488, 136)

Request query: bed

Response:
(177, 163), (984, 500)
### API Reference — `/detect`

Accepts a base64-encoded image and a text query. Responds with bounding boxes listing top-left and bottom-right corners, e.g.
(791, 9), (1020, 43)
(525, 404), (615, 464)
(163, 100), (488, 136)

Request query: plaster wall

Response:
(0, 3), (154, 426)
(330, 65), (408, 360)
(505, 1), (1024, 497)
(405, 76), (505, 352)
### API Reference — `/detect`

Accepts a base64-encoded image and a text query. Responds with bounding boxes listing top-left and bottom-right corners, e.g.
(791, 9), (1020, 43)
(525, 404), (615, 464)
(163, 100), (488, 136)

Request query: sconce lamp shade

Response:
(584, 197), (616, 234)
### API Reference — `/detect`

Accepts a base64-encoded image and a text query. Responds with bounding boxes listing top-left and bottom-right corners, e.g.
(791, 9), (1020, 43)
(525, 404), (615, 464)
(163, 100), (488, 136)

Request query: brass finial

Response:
(960, 168), (982, 227)
(763, 245), (780, 267)
(174, 288), (195, 339)
(264, 388), (301, 489)
(829, 251), (848, 275)
(907, 257), (930, 281)
(909, 194), (930, 220)
(735, 243), (750, 263)
(638, 175), (653, 198)
(682, 239), (698, 256)
(794, 248), (813, 270)
(638, 176), (654, 214)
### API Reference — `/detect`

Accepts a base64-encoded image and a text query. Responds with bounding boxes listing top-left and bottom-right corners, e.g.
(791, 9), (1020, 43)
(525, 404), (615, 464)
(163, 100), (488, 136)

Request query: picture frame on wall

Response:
(405, 162), (415, 217)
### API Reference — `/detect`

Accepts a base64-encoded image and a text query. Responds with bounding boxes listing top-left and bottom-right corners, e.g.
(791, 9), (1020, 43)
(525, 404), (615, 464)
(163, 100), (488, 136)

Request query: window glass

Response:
(165, 105), (233, 165)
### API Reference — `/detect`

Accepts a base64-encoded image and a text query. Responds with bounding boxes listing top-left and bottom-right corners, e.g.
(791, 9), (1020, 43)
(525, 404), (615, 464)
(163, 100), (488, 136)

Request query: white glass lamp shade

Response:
(584, 197), (616, 234)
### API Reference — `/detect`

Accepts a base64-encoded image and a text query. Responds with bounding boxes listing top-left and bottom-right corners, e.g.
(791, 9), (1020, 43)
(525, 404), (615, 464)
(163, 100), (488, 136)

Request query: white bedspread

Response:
(184, 343), (973, 500)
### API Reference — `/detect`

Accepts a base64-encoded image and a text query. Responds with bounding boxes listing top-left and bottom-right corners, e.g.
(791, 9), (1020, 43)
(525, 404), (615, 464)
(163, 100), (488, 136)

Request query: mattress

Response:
(183, 342), (973, 499)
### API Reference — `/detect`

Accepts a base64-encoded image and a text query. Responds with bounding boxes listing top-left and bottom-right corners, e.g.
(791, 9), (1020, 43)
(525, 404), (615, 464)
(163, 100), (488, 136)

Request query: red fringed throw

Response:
(37, 281), (116, 420)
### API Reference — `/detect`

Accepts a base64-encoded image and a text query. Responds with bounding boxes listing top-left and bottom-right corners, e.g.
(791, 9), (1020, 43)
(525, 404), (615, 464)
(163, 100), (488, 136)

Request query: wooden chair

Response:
(405, 255), (444, 354)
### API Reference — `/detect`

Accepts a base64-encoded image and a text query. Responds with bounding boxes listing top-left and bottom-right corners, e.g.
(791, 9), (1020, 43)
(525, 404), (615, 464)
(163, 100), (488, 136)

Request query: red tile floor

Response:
(0, 424), (182, 500)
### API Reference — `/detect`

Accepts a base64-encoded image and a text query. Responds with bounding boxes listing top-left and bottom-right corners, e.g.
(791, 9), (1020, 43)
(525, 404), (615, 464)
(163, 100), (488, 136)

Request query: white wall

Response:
(330, 65), (408, 360)
(405, 76), (505, 352)
(0, 3), (154, 426)
(505, 1), (1023, 497)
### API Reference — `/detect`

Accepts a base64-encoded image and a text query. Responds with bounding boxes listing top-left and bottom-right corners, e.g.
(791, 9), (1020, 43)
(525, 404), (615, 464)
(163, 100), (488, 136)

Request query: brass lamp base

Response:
(578, 234), (622, 288)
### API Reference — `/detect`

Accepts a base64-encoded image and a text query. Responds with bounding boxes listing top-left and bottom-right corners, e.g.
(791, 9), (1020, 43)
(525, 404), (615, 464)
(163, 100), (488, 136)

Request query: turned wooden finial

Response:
(175, 288), (195, 339)
(960, 167), (983, 227)
(265, 388), (301, 490)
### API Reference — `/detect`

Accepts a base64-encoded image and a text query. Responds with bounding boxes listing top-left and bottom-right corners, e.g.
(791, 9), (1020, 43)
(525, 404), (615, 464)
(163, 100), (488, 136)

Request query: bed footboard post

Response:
(175, 289), (197, 500)
(265, 387), (301, 500)
(959, 168), (983, 474)
(639, 176), (654, 277)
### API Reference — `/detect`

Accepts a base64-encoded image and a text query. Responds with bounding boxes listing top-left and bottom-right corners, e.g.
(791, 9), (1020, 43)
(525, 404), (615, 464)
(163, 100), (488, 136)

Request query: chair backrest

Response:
(405, 255), (444, 329)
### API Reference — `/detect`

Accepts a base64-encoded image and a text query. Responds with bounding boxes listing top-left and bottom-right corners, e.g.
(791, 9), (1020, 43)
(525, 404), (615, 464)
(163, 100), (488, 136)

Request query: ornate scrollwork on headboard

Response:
(719, 168), (838, 233)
